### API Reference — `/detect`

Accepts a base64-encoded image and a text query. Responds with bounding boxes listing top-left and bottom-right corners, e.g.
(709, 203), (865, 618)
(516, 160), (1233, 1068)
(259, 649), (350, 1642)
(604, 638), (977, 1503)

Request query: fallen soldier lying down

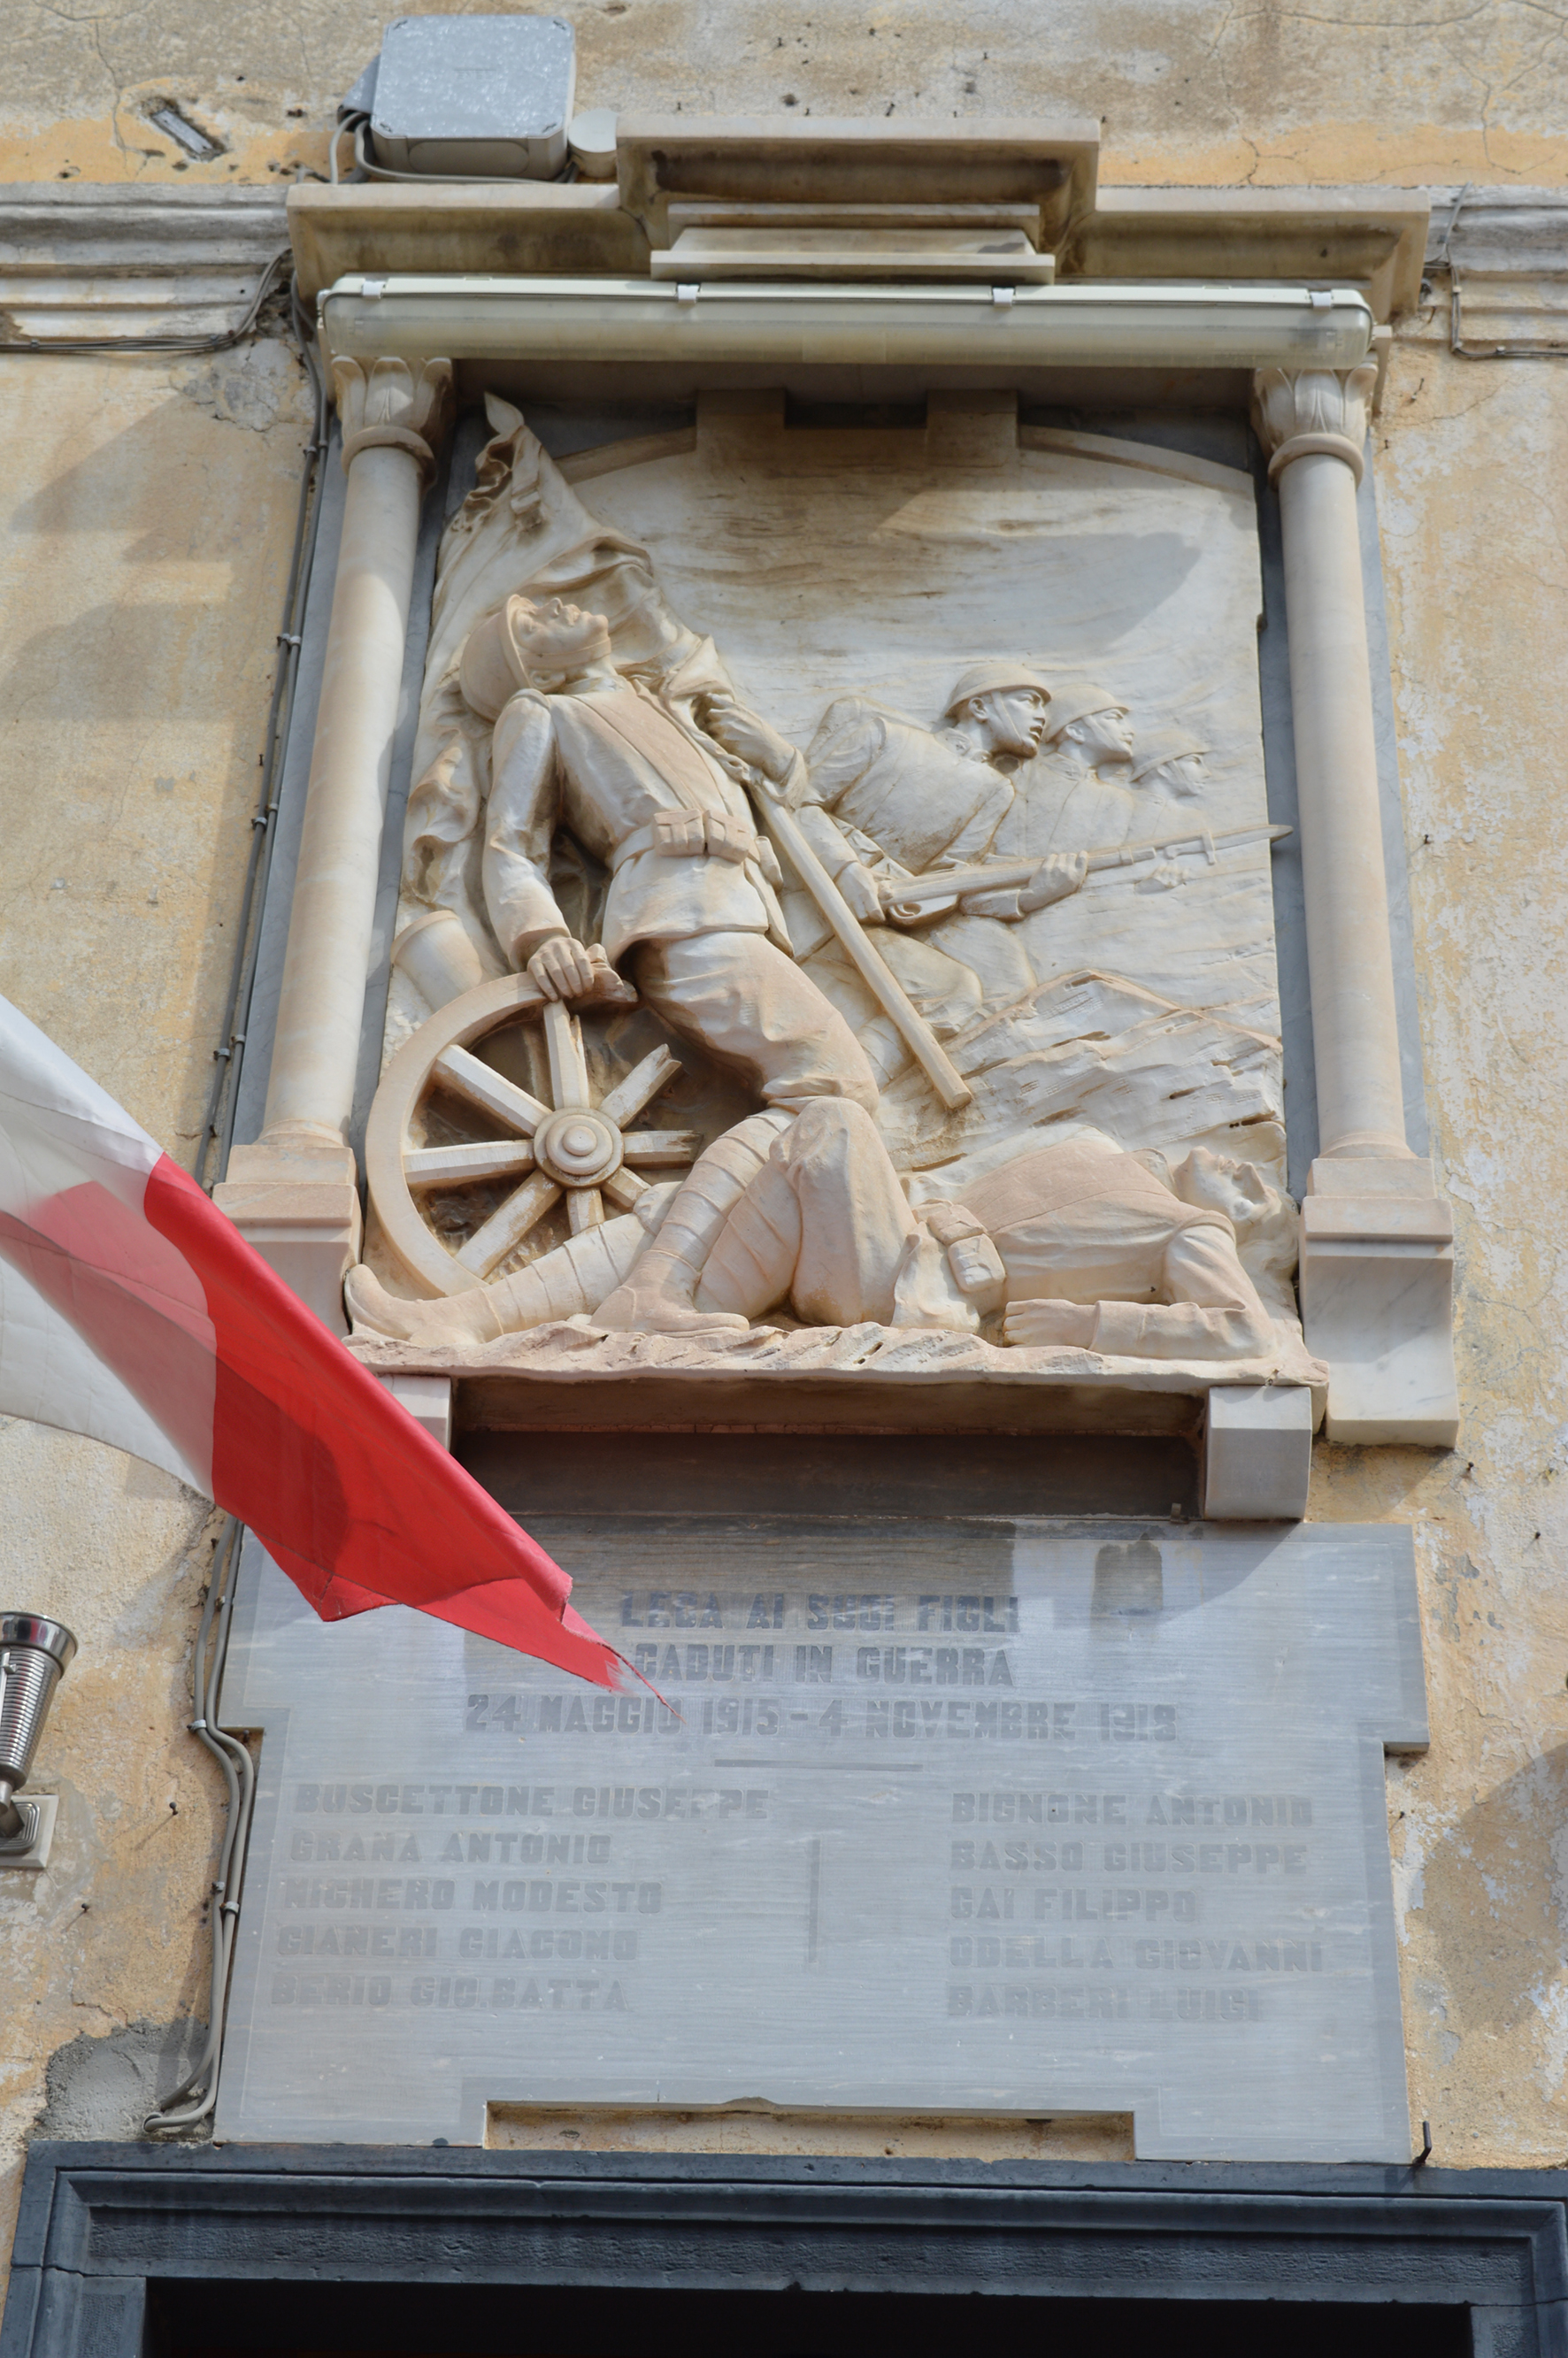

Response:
(348, 1103), (1286, 1365)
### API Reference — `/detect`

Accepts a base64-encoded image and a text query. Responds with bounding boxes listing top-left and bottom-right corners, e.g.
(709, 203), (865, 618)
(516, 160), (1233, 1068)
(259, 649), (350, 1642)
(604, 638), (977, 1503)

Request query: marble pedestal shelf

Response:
(1300, 1160), (1457, 1447)
(362, 1335), (1318, 1523)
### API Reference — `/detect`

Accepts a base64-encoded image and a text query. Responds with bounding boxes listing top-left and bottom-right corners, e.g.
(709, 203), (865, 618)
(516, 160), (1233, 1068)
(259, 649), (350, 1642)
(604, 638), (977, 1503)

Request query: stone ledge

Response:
(0, 181), (288, 342)
(1073, 186), (1429, 322)
(612, 114), (1102, 250)
(284, 149), (1430, 319)
(349, 1321), (1327, 1436)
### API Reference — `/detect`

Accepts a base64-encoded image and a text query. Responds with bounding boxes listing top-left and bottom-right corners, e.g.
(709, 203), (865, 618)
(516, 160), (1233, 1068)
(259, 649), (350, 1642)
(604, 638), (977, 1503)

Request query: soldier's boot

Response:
(343, 1198), (663, 1345)
(594, 1110), (795, 1334)
(345, 1263), (505, 1346)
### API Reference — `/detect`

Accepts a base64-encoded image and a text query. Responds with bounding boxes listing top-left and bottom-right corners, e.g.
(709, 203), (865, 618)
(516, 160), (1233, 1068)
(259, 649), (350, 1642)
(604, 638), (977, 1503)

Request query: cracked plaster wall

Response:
(0, 0), (1565, 190)
(0, 333), (316, 2316)
(1316, 314), (1568, 2170)
(2, 0), (1568, 2336)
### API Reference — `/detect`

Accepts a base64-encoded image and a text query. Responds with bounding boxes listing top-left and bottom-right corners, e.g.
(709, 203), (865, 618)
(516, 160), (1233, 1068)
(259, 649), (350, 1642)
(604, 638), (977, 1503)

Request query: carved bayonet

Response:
(878, 819), (1293, 924)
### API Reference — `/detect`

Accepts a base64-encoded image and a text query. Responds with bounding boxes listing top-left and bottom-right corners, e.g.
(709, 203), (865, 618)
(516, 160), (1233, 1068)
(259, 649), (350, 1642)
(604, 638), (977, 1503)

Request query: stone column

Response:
(216, 355), (454, 1333)
(1253, 365), (1458, 1447)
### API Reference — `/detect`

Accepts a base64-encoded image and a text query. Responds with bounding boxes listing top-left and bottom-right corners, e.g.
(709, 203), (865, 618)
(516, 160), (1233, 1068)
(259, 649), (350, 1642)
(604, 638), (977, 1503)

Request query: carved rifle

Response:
(747, 757), (974, 1112)
(877, 819), (1293, 924)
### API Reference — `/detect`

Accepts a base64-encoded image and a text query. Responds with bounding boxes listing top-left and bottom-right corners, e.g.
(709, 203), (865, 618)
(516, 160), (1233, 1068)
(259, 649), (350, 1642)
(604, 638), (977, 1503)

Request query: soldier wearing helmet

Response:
(700, 662), (1088, 1083)
(989, 680), (1144, 862)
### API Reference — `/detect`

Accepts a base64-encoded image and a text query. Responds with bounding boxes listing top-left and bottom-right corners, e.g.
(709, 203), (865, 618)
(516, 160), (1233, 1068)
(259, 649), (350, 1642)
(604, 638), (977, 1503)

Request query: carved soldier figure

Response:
(1130, 726), (1211, 804)
(349, 1099), (1283, 1360)
(991, 680), (1142, 860)
(472, 594), (878, 1115)
(700, 664), (1088, 1077)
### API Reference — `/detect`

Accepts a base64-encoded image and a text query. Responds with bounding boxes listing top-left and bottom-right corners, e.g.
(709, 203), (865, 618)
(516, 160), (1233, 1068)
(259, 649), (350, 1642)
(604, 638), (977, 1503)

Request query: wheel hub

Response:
(531, 1106), (625, 1188)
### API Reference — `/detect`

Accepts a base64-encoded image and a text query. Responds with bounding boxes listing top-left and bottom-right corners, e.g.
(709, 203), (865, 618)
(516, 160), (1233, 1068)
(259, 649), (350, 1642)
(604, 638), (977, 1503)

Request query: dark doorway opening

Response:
(161, 2281), (1473, 2357)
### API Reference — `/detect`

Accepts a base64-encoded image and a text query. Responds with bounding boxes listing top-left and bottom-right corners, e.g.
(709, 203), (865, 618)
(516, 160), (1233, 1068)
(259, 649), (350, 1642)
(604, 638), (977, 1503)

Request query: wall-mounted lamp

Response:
(0, 1613), (77, 1870)
(316, 274), (1376, 373)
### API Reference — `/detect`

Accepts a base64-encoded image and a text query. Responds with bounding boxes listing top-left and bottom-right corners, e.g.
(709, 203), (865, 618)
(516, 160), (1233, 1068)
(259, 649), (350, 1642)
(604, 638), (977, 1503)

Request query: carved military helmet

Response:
(942, 660), (1053, 718)
(458, 594), (538, 720)
(1040, 681), (1128, 741)
(1130, 726), (1210, 781)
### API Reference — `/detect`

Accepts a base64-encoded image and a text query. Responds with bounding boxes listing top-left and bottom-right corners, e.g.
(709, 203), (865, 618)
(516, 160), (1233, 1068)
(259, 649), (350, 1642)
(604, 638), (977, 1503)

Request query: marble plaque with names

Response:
(216, 1518), (1426, 2159)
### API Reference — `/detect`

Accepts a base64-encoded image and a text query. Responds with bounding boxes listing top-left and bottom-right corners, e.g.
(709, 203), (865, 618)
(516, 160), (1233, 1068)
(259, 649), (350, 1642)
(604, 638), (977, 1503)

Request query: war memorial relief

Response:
(214, 304), (1442, 2159)
(347, 392), (1323, 1394)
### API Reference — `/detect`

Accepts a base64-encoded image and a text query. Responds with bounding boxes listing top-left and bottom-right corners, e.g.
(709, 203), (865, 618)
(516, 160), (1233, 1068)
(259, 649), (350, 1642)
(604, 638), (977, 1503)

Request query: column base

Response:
(1203, 1385), (1315, 1520)
(1299, 1158), (1460, 1448)
(213, 1134), (363, 1336)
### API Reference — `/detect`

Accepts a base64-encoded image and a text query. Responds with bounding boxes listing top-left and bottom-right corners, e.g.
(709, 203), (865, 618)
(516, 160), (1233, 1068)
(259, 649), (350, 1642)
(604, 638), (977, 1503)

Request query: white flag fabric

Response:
(0, 997), (211, 1488)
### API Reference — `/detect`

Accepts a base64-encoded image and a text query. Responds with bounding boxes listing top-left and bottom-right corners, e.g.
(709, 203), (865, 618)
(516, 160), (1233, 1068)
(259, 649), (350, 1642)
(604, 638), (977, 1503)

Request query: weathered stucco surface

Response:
(0, 336), (313, 2298)
(1309, 315), (1568, 2165)
(1, 0), (1564, 191)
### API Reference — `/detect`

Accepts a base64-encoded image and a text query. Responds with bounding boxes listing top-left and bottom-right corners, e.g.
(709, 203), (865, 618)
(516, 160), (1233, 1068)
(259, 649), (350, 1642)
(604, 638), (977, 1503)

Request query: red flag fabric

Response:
(0, 992), (619, 1686)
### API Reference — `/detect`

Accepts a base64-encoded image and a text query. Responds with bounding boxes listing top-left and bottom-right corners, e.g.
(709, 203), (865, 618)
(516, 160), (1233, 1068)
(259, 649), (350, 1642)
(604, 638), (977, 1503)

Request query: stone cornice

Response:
(288, 179), (1433, 325)
(31, 162), (1568, 341)
(0, 180), (288, 343)
(1072, 185), (1430, 326)
(1425, 184), (1568, 353)
(285, 150), (1431, 322)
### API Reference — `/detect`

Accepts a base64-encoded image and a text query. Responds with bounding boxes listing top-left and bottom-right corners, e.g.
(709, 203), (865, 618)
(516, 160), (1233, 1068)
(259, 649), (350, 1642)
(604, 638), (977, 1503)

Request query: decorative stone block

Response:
(213, 1135), (362, 1337)
(1203, 1385), (1314, 1520)
(1299, 1158), (1459, 1448)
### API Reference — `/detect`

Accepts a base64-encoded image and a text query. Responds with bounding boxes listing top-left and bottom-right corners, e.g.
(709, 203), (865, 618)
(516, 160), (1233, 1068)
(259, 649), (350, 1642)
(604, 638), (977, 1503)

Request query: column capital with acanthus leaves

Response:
(1250, 364), (1379, 488)
(332, 355), (455, 484)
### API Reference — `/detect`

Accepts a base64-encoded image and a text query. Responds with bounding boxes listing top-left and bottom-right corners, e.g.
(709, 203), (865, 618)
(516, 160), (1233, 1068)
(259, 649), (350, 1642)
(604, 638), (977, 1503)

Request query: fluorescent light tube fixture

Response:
(318, 275), (1375, 372)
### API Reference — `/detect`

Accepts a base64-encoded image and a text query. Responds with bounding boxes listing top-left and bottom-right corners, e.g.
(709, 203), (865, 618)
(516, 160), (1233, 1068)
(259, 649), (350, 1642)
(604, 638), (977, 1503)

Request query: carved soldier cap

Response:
(458, 595), (537, 721)
(942, 661), (1053, 718)
(1041, 682), (1128, 740)
(1131, 726), (1210, 780)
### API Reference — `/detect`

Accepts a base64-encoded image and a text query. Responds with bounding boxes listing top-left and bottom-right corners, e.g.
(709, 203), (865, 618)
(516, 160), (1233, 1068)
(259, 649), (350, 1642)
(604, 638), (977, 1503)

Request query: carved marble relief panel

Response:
(350, 391), (1322, 1400)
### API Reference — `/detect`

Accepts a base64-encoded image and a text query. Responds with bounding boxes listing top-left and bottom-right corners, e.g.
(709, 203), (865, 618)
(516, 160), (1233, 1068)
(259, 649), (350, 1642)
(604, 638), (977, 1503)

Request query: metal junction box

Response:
(368, 14), (574, 180)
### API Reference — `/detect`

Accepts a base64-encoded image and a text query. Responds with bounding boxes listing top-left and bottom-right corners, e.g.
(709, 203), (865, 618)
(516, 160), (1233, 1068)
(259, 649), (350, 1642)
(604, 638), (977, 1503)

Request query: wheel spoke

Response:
(406, 1141), (536, 1186)
(542, 1001), (591, 1110)
(433, 1046), (549, 1136)
(619, 1130), (701, 1166)
(456, 1172), (563, 1276)
(597, 1045), (682, 1129)
(567, 1187), (605, 1233)
(417, 1006), (690, 1284)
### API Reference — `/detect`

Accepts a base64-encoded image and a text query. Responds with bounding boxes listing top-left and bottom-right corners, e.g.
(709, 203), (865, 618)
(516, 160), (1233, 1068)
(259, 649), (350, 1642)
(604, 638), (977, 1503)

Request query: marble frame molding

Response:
(218, 317), (1457, 1456)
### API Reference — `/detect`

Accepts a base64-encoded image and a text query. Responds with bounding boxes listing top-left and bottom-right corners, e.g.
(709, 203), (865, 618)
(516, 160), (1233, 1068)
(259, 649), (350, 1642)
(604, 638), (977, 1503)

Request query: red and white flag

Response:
(0, 993), (619, 1686)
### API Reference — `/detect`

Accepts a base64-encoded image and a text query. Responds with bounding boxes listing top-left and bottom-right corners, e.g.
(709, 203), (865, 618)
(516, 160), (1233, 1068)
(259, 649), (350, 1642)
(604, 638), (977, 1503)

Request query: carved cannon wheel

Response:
(365, 971), (699, 1299)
